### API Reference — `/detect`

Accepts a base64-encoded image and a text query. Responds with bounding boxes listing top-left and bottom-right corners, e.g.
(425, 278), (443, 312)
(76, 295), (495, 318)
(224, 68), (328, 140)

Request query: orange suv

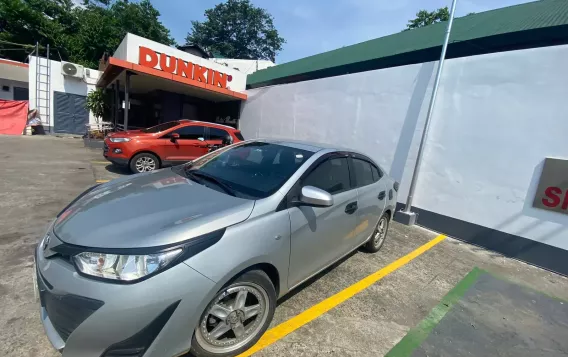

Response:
(104, 120), (245, 173)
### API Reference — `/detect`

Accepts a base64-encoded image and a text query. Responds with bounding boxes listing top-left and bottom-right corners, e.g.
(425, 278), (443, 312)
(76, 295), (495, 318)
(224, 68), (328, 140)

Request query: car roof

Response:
(252, 139), (382, 167)
(256, 138), (352, 153)
(180, 120), (237, 131)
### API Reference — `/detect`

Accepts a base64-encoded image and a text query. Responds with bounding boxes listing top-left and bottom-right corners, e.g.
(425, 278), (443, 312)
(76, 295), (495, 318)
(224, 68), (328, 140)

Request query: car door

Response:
(350, 157), (387, 248)
(161, 125), (208, 162)
(287, 155), (358, 288)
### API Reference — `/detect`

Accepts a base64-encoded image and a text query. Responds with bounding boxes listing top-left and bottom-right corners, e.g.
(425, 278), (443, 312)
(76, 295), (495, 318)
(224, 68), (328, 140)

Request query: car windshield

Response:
(180, 142), (313, 199)
(141, 121), (180, 133)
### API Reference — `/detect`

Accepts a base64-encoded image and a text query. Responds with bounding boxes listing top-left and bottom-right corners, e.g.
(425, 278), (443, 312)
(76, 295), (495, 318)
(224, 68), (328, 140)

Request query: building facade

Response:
(0, 59), (29, 101)
(97, 33), (248, 132)
(25, 33), (261, 135)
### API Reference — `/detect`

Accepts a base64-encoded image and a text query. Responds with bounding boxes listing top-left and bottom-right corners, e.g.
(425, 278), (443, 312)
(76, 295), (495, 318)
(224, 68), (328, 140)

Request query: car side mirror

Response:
(222, 135), (233, 145)
(296, 186), (333, 207)
(170, 133), (180, 142)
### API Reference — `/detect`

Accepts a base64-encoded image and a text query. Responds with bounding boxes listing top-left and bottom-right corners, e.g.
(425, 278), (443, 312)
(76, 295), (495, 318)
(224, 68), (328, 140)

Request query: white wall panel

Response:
(240, 44), (568, 250)
(241, 61), (437, 200)
(417, 45), (568, 250)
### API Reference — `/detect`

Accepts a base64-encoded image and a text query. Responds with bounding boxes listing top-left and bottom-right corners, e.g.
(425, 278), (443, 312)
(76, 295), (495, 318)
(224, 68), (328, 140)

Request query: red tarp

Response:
(0, 99), (28, 135)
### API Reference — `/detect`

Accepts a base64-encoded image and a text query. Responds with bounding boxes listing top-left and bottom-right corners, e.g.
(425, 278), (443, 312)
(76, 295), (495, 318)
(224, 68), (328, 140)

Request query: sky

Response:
(150, 0), (535, 64)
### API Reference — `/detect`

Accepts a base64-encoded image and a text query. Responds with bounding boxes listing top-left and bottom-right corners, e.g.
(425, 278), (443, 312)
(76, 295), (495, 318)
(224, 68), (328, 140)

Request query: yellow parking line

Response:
(95, 179), (110, 183)
(237, 234), (447, 357)
(91, 161), (109, 165)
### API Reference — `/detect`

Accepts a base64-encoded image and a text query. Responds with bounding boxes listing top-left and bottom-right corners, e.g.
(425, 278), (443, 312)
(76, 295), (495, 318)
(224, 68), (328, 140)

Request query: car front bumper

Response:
(35, 238), (216, 357)
(104, 155), (129, 166)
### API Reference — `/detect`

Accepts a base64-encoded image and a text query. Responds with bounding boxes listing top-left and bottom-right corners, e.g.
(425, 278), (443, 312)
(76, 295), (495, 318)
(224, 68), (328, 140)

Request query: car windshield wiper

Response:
(186, 171), (236, 197)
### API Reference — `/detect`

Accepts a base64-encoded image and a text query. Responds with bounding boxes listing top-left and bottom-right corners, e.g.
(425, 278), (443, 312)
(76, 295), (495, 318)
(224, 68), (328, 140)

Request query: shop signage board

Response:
(533, 158), (568, 215)
(138, 46), (233, 89)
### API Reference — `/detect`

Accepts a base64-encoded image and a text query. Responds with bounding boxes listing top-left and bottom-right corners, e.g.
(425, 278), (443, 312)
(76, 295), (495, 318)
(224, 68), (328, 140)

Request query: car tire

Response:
(129, 153), (160, 173)
(364, 212), (390, 253)
(190, 270), (276, 357)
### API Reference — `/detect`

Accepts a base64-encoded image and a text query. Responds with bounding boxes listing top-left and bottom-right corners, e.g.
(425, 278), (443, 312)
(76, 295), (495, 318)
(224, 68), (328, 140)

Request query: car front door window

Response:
(302, 157), (351, 194)
(173, 125), (205, 140)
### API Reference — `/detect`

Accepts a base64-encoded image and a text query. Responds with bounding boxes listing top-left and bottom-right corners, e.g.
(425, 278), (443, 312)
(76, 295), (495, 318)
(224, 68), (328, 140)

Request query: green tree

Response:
(0, 0), (174, 68)
(406, 7), (450, 30)
(186, 0), (285, 62)
(86, 88), (110, 123)
(70, 0), (175, 68)
(0, 0), (79, 61)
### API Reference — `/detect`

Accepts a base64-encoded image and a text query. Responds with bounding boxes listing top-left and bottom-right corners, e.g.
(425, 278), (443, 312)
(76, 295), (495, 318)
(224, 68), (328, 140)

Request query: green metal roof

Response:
(247, 0), (568, 88)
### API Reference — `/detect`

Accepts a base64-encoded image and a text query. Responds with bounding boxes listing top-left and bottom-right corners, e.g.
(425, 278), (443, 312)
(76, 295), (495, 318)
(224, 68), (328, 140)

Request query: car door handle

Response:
(345, 201), (358, 214)
(378, 191), (386, 200)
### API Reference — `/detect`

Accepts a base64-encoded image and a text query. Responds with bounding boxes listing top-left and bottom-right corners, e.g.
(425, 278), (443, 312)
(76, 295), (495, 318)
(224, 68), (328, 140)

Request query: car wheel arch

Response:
(129, 150), (162, 166)
(210, 260), (283, 299)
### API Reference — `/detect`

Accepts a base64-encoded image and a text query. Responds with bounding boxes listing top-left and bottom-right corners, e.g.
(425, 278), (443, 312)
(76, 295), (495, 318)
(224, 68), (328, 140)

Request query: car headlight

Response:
(73, 249), (182, 282)
(109, 137), (131, 143)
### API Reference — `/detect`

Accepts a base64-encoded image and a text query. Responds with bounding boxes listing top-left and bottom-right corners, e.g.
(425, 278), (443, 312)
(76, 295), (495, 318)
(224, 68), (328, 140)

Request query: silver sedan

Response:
(35, 139), (398, 357)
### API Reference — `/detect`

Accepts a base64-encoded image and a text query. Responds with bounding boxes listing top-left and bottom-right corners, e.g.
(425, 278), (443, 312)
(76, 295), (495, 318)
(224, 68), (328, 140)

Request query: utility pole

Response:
(397, 0), (458, 226)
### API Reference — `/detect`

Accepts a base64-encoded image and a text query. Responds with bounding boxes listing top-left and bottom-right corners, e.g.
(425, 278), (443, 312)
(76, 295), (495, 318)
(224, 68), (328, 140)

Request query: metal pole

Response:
(124, 72), (130, 131)
(402, 0), (458, 215)
(115, 80), (120, 131)
(35, 42), (39, 111)
(46, 43), (50, 133)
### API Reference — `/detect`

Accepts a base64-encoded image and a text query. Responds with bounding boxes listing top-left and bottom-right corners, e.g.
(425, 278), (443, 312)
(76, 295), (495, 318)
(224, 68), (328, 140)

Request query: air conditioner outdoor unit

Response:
(61, 61), (84, 79)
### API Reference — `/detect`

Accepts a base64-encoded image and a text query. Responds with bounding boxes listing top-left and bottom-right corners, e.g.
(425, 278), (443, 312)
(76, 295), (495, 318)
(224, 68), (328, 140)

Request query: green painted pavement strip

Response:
(385, 267), (484, 357)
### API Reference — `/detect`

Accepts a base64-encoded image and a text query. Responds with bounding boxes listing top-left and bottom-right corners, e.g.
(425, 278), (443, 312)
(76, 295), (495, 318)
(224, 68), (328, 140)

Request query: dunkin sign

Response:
(138, 46), (232, 89)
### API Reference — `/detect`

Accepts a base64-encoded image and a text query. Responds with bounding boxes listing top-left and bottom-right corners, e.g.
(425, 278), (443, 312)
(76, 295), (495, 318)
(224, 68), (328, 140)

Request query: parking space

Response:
(0, 135), (567, 357)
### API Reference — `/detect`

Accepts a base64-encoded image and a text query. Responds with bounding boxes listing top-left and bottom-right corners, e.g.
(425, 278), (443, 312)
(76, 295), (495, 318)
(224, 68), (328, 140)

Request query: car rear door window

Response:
(352, 159), (374, 187)
(174, 126), (205, 140)
(303, 158), (351, 195)
(209, 127), (229, 140)
(371, 165), (382, 182)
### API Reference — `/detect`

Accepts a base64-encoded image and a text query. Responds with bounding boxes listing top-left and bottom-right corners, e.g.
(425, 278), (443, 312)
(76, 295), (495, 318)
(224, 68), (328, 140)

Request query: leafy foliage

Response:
(85, 88), (110, 122)
(0, 0), (79, 61)
(186, 0), (285, 62)
(406, 7), (450, 30)
(0, 0), (175, 68)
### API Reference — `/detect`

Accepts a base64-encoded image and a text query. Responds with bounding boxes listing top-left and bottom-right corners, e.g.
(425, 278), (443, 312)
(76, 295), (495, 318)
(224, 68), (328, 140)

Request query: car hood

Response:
(53, 169), (255, 249)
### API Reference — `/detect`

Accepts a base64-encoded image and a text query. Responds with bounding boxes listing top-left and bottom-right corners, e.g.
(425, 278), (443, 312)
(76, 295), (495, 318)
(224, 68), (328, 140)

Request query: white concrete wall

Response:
(211, 58), (275, 75)
(0, 79), (28, 100)
(415, 45), (568, 251)
(240, 60), (437, 200)
(113, 33), (247, 92)
(29, 57), (101, 129)
(240, 44), (568, 251)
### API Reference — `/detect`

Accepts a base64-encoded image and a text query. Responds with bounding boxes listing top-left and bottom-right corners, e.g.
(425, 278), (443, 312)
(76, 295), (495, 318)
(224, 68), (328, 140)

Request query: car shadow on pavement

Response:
(104, 164), (132, 175)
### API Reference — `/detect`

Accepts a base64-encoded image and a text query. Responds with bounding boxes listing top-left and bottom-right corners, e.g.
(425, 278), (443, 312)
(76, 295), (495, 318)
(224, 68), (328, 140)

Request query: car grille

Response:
(37, 269), (104, 342)
(103, 142), (109, 154)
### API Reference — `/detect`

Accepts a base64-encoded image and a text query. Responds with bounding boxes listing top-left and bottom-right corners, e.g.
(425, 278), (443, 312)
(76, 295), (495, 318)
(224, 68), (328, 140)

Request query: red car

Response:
(104, 120), (245, 173)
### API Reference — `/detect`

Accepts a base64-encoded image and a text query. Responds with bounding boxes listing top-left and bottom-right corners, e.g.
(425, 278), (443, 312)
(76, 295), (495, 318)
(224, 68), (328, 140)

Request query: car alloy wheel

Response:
(195, 282), (270, 354)
(373, 216), (388, 248)
(135, 156), (156, 172)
